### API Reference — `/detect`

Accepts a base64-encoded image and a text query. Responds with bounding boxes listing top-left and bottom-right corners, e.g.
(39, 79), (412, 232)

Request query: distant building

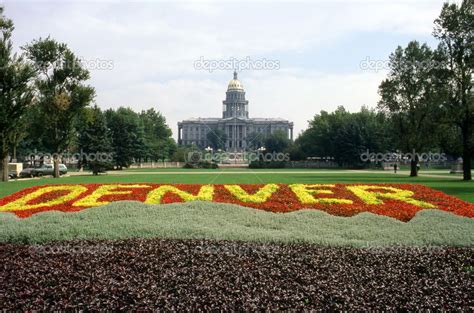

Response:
(178, 72), (294, 151)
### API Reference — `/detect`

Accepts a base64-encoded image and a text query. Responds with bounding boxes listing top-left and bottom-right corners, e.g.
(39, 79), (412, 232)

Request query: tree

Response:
(77, 106), (112, 171)
(206, 128), (227, 150)
(264, 130), (290, 153)
(24, 37), (95, 177)
(433, 0), (473, 180)
(295, 106), (391, 167)
(246, 131), (266, 150)
(105, 107), (146, 169)
(378, 41), (441, 176)
(140, 108), (175, 161)
(0, 8), (35, 181)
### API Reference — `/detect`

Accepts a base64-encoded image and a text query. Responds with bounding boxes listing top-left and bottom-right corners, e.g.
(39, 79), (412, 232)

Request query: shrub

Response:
(183, 161), (218, 169)
(249, 161), (286, 169)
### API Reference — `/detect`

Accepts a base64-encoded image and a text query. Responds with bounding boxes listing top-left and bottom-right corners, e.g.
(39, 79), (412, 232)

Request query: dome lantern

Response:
(227, 71), (244, 91)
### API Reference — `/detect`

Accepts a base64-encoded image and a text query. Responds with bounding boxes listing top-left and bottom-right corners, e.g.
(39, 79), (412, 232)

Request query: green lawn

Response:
(1, 169), (473, 202)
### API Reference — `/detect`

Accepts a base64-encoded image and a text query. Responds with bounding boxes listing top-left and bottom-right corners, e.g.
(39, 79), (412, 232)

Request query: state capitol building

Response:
(178, 72), (294, 152)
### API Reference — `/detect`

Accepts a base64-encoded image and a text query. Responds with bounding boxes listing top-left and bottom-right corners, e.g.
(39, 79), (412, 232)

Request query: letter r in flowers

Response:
(145, 185), (214, 204)
(73, 184), (151, 207)
(346, 185), (436, 208)
(223, 184), (279, 203)
(0, 185), (88, 211)
(289, 184), (353, 204)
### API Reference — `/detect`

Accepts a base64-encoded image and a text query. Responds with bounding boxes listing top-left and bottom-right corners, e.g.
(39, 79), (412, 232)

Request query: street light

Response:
(205, 146), (213, 163)
(257, 146), (266, 162)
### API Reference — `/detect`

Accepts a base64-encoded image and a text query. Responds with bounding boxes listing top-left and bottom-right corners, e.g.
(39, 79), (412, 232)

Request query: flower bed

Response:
(0, 183), (472, 221)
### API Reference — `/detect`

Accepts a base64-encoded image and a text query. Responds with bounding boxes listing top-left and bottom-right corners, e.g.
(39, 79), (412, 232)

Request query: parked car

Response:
(32, 164), (68, 177)
(19, 168), (35, 178)
(8, 171), (18, 179)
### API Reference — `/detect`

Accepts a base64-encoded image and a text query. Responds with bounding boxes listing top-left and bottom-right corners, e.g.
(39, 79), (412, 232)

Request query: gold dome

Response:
(227, 71), (244, 91)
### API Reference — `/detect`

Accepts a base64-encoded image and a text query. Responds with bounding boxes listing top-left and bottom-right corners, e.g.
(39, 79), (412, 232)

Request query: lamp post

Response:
(257, 146), (266, 162)
(205, 146), (213, 163)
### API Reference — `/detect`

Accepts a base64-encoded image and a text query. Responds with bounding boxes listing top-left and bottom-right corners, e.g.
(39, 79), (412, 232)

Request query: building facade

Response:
(178, 72), (294, 151)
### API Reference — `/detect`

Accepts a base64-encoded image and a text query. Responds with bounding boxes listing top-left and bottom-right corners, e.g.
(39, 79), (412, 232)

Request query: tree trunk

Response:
(461, 124), (472, 181)
(2, 155), (9, 182)
(463, 153), (472, 181)
(409, 154), (418, 177)
(53, 156), (60, 178)
(12, 145), (17, 163)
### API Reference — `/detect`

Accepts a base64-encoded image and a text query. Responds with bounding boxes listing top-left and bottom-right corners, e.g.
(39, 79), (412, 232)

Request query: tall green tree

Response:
(140, 108), (175, 161)
(264, 130), (290, 153)
(378, 41), (441, 176)
(76, 106), (112, 170)
(0, 8), (35, 181)
(433, 0), (473, 180)
(296, 106), (390, 167)
(24, 37), (95, 177)
(105, 107), (146, 169)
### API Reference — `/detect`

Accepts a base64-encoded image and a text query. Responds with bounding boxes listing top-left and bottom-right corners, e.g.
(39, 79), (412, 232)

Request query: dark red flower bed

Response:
(0, 239), (472, 310)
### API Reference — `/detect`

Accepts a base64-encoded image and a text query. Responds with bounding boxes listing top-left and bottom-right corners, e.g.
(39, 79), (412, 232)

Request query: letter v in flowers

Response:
(145, 185), (214, 204)
(73, 184), (152, 207)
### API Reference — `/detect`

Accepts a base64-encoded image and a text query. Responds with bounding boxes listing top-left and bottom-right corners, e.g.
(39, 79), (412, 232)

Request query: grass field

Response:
(1, 168), (473, 202)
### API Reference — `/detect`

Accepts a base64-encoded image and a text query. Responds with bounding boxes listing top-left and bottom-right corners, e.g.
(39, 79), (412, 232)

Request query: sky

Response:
(2, 0), (449, 139)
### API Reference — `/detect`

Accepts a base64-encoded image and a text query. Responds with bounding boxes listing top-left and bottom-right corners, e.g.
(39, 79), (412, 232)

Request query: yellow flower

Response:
(0, 185), (88, 211)
(289, 184), (353, 204)
(346, 185), (436, 208)
(73, 184), (151, 207)
(224, 184), (279, 203)
(145, 185), (214, 204)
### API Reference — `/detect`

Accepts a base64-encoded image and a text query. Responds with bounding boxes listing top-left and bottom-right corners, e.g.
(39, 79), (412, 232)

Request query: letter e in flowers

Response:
(289, 184), (353, 204)
(73, 184), (151, 207)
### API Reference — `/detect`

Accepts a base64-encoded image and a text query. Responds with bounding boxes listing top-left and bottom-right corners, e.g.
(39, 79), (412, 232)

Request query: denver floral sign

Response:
(0, 184), (472, 221)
